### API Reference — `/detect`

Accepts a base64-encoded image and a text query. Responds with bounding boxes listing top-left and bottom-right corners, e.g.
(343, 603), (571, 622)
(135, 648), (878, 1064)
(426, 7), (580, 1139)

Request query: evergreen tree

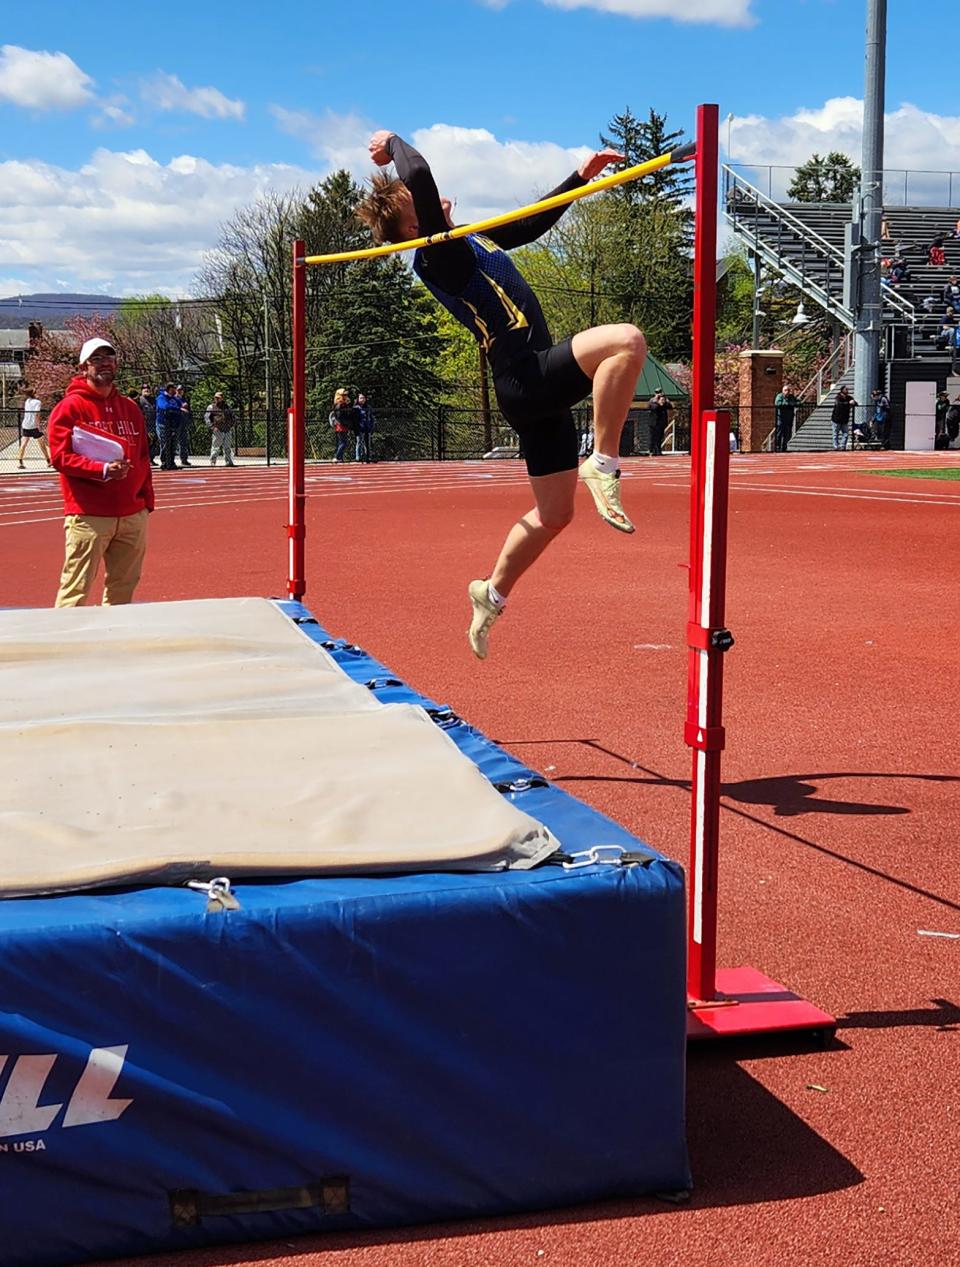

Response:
(787, 152), (860, 203)
(294, 170), (445, 453)
(601, 106), (693, 206)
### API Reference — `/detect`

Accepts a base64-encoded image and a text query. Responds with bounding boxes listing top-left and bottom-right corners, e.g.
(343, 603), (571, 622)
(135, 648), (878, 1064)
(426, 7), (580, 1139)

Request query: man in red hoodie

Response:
(49, 337), (155, 607)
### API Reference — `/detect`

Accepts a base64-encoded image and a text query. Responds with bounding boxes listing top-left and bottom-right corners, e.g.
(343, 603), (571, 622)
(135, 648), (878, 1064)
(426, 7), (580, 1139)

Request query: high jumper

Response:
(357, 131), (647, 660)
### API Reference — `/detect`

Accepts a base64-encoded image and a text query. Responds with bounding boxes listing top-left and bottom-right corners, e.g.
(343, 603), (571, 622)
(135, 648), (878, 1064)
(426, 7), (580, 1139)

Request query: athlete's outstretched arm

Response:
(487, 147), (624, 250)
(371, 131), (475, 293)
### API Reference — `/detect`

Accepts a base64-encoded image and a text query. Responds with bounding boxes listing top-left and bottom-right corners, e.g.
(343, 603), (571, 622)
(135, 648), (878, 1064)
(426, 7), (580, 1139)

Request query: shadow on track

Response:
(836, 997), (960, 1033)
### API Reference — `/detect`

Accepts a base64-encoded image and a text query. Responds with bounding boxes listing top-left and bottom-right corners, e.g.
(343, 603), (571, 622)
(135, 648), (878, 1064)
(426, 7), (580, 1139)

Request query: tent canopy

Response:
(634, 353), (688, 401)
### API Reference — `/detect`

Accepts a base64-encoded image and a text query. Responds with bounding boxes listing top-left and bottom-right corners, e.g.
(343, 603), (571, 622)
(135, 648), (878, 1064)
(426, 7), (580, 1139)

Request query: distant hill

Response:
(0, 293), (122, 329)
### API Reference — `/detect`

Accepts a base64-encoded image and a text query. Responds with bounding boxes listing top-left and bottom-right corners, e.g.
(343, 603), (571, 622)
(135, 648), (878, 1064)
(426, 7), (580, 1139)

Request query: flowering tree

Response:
(25, 316), (114, 406)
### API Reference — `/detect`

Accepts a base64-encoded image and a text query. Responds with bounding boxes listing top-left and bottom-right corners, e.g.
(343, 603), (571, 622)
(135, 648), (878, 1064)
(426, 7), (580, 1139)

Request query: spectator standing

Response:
(935, 390), (950, 443)
(774, 384), (799, 453)
(354, 392), (375, 462)
(870, 388), (891, 448)
(831, 385), (858, 451)
(47, 338), (154, 607)
(945, 396), (960, 447)
(17, 386), (50, 468)
(204, 391), (237, 466)
(646, 389), (672, 456)
(329, 388), (358, 462)
(928, 236), (946, 267)
(137, 385), (159, 466)
(175, 385), (193, 466)
(155, 382), (181, 469)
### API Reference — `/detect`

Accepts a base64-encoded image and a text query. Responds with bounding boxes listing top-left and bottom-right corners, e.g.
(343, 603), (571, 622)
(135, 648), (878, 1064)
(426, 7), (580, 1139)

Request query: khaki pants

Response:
(210, 428), (234, 464)
(55, 510), (149, 608)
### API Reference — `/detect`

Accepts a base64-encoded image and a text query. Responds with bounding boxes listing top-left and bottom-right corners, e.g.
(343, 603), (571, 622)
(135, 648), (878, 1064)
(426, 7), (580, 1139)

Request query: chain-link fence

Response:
(722, 402), (893, 451)
(9, 396), (895, 472)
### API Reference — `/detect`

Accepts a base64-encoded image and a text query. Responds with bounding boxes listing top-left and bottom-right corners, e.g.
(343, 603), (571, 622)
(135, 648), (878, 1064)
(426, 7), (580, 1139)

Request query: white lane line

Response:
(653, 481), (960, 507)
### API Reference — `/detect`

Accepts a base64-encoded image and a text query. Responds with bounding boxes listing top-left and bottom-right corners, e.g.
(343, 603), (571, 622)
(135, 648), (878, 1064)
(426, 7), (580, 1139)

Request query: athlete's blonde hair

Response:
(333, 387), (350, 406)
(356, 172), (410, 245)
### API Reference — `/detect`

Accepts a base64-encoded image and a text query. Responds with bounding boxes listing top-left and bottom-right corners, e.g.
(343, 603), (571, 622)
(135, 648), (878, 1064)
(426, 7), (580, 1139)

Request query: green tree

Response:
(298, 170), (445, 455)
(601, 106), (693, 207)
(592, 106), (694, 359)
(787, 152), (860, 203)
(715, 251), (756, 345)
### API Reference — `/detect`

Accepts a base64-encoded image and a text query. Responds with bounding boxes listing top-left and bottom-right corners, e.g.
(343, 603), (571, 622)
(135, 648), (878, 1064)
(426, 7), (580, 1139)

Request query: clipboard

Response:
(71, 426), (126, 463)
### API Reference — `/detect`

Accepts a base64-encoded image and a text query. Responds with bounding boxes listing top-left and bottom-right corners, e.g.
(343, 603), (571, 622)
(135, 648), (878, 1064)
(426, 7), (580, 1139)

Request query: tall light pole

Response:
(852, 0), (886, 419)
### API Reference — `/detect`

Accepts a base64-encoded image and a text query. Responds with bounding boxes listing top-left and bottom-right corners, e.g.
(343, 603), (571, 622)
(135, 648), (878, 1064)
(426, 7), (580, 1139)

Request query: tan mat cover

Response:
(0, 599), (558, 896)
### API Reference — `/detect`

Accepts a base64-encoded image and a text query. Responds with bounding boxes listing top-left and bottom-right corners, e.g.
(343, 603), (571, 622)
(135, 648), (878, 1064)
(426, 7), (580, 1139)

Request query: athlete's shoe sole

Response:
(578, 456), (635, 533)
(467, 578), (502, 660)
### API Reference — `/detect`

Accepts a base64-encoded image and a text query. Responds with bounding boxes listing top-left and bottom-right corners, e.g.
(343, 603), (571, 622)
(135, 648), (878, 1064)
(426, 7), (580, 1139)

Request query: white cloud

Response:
(92, 98), (135, 129)
(0, 276), (35, 296)
(10, 95), (960, 298)
(406, 124), (591, 223)
(272, 108), (591, 220)
(270, 105), (372, 170)
(140, 73), (245, 121)
(0, 148), (317, 294)
(728, 97), (960, 173)
(724, 97), (960, 207)
(481, 0), (755, 24)
(0, 44), (95, 110)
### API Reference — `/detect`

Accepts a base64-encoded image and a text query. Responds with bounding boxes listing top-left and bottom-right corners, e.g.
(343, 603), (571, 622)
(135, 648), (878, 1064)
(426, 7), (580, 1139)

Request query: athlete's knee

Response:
(530, 503), (574, 533)
(619, 324), (647, 364)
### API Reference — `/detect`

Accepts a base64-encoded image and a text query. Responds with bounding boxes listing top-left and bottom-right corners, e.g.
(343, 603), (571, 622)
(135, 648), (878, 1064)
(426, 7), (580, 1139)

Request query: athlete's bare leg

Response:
(489, 467), (578, 597)
(571, 324), (647, 455)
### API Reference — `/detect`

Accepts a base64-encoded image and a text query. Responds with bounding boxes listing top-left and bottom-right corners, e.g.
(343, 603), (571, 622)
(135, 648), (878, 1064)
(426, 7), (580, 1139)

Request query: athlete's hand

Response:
(578, 147), (625, 181)
(105, 460), (130, 480)
(368, 131), (395, 166)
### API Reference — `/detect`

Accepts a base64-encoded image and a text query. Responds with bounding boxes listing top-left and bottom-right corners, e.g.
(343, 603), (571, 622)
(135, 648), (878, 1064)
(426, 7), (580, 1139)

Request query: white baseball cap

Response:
(79, 337), (116, 364)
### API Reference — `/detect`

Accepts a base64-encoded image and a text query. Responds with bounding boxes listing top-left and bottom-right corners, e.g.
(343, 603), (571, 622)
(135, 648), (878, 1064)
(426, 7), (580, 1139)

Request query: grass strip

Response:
(871, 467), (960, 481)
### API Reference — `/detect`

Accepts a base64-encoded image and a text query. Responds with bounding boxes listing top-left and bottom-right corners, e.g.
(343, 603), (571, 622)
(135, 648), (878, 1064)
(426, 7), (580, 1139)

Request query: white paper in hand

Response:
(72, 426), (126, 463)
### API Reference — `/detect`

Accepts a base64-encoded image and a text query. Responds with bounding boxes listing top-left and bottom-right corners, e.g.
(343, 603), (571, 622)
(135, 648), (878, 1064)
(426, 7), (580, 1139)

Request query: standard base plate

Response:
(687, 966), (836, 1042)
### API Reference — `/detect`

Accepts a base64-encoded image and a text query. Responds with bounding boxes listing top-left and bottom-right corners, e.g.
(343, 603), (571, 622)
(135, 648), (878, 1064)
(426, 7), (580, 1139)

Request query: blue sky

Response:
(2, 0), (958, 297)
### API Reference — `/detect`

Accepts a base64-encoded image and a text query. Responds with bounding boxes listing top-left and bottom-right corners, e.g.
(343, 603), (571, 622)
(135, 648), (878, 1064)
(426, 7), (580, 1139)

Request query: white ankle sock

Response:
(591, 451), (619, 475)
(487, 582), (506, 610)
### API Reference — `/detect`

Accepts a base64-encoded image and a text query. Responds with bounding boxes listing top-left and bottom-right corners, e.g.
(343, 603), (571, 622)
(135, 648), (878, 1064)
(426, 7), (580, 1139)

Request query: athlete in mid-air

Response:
(357, 131), (647, 660)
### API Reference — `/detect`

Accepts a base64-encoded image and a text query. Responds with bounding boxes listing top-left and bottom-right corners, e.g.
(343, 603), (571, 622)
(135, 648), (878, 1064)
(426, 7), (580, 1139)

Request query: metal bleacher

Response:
(723, 164), (960, 448)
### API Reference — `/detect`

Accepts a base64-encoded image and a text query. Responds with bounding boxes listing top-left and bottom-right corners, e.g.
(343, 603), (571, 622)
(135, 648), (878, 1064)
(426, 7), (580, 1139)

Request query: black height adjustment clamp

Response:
(687, 622), (735, 653)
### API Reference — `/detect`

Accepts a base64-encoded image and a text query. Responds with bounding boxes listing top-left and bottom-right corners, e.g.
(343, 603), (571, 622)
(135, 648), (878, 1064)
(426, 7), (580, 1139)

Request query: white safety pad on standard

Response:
(0, 598), (558, 896)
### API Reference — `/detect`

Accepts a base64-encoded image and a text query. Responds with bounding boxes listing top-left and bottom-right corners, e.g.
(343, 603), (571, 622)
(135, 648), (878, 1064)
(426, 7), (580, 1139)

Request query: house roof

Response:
(634, 353), (688, 400)
(0, 330), (30, 351)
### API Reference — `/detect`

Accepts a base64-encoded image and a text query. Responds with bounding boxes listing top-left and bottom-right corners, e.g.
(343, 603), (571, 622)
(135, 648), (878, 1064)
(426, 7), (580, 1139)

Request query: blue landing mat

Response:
(0, 601), (690, 1266)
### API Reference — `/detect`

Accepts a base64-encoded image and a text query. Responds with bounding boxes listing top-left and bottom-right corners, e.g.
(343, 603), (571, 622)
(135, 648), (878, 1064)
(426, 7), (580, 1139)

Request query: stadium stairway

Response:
(788, 367), (858, 452)
(724, 167), (960, 363)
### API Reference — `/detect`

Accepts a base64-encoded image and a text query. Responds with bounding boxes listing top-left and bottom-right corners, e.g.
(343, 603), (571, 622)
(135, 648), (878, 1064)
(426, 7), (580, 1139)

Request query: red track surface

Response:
(2, 453), (958, 1267)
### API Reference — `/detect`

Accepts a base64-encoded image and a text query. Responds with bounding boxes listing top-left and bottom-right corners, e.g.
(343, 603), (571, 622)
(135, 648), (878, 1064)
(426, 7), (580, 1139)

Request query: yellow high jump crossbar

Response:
(301, 142), (695, 266)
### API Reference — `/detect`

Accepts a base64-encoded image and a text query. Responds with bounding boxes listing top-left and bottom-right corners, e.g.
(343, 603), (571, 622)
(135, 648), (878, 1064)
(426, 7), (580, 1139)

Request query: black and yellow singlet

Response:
(387, 135), (586, 377)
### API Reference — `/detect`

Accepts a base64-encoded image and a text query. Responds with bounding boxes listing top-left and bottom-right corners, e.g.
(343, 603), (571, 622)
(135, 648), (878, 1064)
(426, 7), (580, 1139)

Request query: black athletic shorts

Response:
(21, 428), (41, 438)
(493, 337), (591, 477)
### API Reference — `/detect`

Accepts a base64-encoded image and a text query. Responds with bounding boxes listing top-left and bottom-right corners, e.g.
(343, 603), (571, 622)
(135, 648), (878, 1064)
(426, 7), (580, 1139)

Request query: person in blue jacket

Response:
(154, 383), (182, 470)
